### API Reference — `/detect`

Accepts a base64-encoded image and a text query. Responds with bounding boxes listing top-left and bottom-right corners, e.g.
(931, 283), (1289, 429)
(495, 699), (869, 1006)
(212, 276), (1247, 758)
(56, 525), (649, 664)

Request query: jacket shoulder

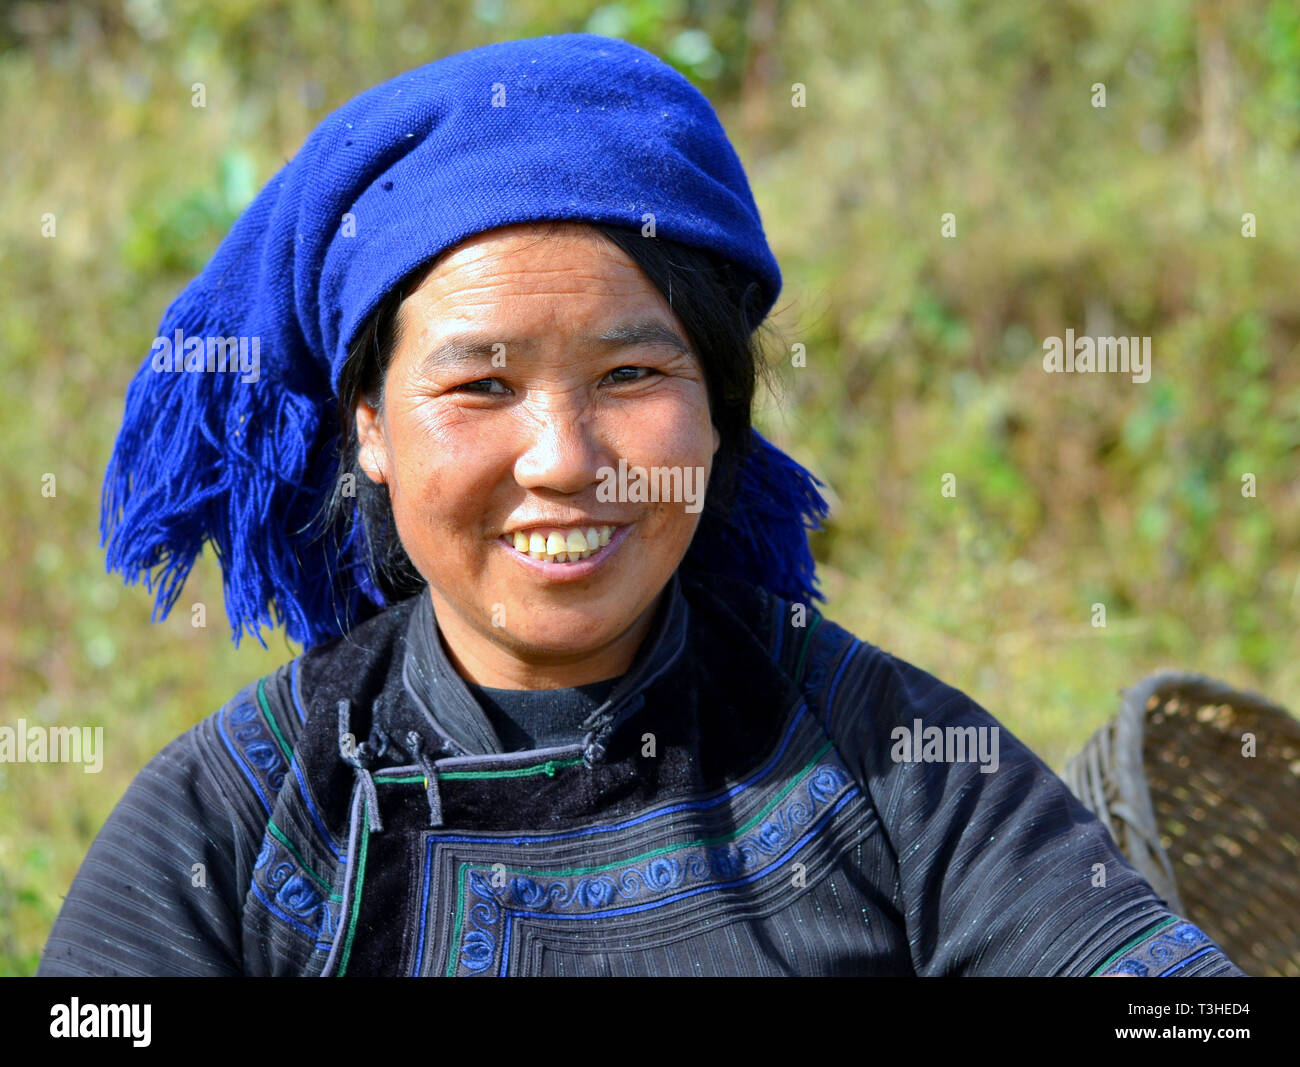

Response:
(175, 596), (417, 829)
(38, 675), (285, 976)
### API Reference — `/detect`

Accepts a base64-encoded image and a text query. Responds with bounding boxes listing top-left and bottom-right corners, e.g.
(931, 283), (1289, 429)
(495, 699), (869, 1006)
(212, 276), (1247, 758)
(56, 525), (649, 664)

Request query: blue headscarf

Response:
(101, 33), (828, 647)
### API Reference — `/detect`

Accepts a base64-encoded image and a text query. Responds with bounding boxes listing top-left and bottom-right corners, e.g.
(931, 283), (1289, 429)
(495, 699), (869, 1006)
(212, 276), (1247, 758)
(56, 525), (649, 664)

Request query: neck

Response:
(427, 590), (662, 690)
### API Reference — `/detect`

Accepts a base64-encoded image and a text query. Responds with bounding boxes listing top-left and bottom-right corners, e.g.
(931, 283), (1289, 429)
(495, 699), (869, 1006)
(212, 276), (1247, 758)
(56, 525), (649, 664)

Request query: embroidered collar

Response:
(397, 572), (692, 767)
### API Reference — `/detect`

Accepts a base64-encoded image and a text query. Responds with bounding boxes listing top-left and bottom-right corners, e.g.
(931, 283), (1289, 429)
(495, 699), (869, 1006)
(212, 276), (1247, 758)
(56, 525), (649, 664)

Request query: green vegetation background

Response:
(1, 0), (1297, 974)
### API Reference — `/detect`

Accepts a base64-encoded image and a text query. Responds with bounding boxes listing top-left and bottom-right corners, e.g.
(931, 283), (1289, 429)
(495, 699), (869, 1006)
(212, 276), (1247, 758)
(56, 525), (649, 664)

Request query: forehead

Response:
(416, 222), (650, 298)
(394, 221), (681, 347)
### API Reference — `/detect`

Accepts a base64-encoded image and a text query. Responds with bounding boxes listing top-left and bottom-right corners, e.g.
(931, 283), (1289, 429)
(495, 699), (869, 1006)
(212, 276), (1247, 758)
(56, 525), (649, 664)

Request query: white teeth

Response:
(508, 525), (615, 563)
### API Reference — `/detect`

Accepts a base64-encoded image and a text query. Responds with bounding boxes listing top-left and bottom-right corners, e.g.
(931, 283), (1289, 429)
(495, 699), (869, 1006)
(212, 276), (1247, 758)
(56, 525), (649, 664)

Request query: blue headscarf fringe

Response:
(686, 431), (830, 606)
(100, 291), (374, 649)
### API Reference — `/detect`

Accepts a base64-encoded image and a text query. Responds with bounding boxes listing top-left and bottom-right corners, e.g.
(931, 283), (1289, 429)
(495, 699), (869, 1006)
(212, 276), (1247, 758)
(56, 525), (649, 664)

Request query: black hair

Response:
(321, 220), (773, 606)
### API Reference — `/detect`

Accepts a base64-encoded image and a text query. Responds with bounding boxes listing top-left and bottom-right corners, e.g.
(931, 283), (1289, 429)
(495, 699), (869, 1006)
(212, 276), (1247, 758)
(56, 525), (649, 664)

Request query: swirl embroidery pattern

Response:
(251, 834), (339, 945)
(455, 762), (854, 975)
(219, 695), (287, 811)
(1099, 920), (1216, 977)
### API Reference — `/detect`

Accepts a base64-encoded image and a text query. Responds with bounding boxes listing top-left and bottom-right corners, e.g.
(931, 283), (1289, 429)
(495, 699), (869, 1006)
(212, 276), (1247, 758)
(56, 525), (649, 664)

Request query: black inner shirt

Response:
(464, 677), (621, 752)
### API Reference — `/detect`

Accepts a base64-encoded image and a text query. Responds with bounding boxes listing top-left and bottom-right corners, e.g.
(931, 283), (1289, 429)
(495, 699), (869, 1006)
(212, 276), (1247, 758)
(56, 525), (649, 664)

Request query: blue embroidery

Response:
(251, 832), (339, 942)
(1101, 921), (1216, 977)
(457, 761), (853, 975)
(408, 702), (853, 976)
(462, 870), (500, 973)
(218, 694), (286, 811)
(220, 679), (343, 861)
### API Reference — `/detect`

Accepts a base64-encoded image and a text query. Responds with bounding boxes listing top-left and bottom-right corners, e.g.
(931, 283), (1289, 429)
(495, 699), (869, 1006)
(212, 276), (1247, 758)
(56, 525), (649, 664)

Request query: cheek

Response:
(616, 388), (715, 463)
(387, 395), (476, 465)
(382, 402), (503, 532)
(618, 392), (716, 542)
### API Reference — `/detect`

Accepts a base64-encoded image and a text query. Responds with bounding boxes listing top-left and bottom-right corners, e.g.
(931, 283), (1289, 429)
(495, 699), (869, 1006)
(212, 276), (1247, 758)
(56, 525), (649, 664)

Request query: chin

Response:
(501, 606), (635, 658)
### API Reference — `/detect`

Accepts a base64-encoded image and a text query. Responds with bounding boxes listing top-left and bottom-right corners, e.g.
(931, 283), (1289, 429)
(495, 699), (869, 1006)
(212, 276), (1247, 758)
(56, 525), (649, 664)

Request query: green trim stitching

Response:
(266, 819), (331, 891)
(337, 796), (371, 977)
(793, 613), (824, 685)
(1089, 915), (1179, 976)
(439, 757), (583, 780)
(375, 757), (583, 788)
(256, 677), (294, 763)
(443, 739), (835, 974)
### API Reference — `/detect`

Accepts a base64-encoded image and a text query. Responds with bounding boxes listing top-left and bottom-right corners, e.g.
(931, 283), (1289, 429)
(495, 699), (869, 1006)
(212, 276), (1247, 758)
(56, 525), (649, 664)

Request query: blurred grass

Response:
(1, 0), (1297, 974)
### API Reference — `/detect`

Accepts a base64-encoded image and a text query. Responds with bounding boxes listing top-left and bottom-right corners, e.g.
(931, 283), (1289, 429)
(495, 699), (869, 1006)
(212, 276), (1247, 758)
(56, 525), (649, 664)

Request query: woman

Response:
(40, 34), (1242, 977)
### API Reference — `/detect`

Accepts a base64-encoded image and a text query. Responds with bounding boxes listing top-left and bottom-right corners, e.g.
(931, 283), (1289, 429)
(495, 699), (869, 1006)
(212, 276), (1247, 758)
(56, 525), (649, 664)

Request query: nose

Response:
(512, 403), (608, 496)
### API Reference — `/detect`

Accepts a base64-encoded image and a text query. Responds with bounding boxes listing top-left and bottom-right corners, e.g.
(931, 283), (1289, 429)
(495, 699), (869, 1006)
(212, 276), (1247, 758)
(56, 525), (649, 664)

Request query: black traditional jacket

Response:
(39, 570), (1244, 977)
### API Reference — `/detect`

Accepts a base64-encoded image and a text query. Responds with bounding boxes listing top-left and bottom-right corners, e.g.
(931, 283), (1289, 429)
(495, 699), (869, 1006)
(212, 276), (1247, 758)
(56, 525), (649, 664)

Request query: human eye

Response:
(452, 378), (509, 395)
(603, 366), (658, 384)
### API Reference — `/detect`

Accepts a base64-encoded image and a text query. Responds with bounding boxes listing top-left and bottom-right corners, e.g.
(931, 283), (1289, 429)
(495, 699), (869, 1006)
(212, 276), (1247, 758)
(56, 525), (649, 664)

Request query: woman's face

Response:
(355, 222), (719, 687)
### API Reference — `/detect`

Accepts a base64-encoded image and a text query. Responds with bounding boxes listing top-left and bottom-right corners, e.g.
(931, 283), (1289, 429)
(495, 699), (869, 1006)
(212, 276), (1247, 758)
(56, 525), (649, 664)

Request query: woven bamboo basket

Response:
(1062, 671), (1300, 977)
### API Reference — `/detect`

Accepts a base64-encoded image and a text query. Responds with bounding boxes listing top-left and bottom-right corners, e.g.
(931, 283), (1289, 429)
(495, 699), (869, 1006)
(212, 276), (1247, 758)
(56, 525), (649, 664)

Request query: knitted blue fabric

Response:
(101, 33), (829, 647)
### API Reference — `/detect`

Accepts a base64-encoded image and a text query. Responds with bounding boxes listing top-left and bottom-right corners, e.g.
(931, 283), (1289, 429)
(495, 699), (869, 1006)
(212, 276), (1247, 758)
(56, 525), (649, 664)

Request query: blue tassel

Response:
(684, 429), (830, 605)
(99, 294), (378, 649)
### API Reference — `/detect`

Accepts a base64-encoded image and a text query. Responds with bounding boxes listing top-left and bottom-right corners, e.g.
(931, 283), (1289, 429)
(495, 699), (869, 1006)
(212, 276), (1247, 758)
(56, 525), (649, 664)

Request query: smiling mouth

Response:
(503, 525), (616, 564)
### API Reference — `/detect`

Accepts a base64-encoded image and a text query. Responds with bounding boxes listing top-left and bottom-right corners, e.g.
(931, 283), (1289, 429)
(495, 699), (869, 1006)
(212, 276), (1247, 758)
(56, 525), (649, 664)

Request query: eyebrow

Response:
(415, 318), (690, 377)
